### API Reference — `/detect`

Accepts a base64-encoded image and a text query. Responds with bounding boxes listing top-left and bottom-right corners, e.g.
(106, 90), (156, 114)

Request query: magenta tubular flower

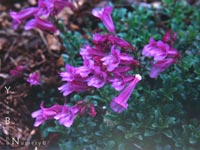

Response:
(59, 65), (91, 96)
(10, 65), (24, 77)
(109, 75), (134, 91)
(142, 37), (157, 57)
(92, 6), (115, 33)
(76, 66), (91, 78)
(87, 67), (107, 88)
(110, 76), (125, 91)
(163, 30), (171, 43)
(36, 0), (54, 19)
(10, 7), (38, 29)
(80, 45), (106, 59)
(93, 33), (108, 44)
(75, 101), (87, 116)
(59, 65), (76, 82)
(27, 72), (41, 85)
(154, 41), (170, 60)
(119, 53), (139, 66)
(101, 46), (120, 71)
(54, 105), (79, 128)
(142, 38), (169, 61)
(24, 18), (58, 33)
(163, 30), (177, 45)
(112, 66), (132, 74)
(142, 35), (180, 78)
(31, 102), (63, 127)
(60, 64), (90, 81)
(110, 74), (142, 113)
(89, 104), (97, 117)
(108, 35), (134, 50)
(168, 47), (181, 58)
(58, 81), (89, 96)
(149, 58), (176, 78)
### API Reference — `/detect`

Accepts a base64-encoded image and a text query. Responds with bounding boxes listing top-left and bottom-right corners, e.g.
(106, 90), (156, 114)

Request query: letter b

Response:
(5, 117), (10, 125)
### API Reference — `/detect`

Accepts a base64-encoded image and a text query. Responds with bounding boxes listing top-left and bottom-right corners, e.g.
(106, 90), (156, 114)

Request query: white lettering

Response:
(11, 137), (19, 145)
(4, 86), (11, 94)
(5, 117), (10, 125)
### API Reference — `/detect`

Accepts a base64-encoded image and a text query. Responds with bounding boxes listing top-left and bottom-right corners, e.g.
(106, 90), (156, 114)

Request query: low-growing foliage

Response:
(9, 0), (200, 149)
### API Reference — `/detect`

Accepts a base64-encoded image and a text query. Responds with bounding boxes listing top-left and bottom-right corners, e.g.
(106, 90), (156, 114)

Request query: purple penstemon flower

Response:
(54, 105), (79, 128)
(87, 67), (107, 88)
(163, 30), (177, 46)
(149, 58), (176, 78)
(109, 75), (134, 91)
(24, 17), (59, 34)
(101, 46), (120, 71)
(119, 53), (139, 66)
(168, 47), (181, 58)
(108, 35), (135, 50)
(110, 74), (142, 113)
(58, 80), (89, 96)
(89, 104), (97, 117)
(82, 55), (95, 70)
(9, 0), (74, 32)
(142, 37), (157, 58)
(59, 64), (76, 82)
(92, 6), (115, 33)
(142, 37), (169, 61)
(112, 66), (132, 74)
(93, 33), (108, 44)
(80, 45), (107, 59)
(59, 65), (91, 96)
(75, 66), (91, 78)
(27, 72), (41, 85)
(32, 101), (87, 128)
(142, 34), (180, 78)
(36, 0), (54, 19)
(60, 64), (91, 81)
(10, 7), (38, 29)
(31, 102), (63, 127)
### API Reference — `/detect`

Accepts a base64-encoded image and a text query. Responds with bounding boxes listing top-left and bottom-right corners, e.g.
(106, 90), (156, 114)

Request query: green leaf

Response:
(135, 134), (143, 141)
(118, 143), (126, 150)
(117, 125), (126, 132)
(154, 109), (162, 120)
(189, 136), (197, 144)
(125, 133), (134, 139)
(59, 141), (73, 150)
(88, 121), (96, 127)
(144, 130), (155, 137)
(136, 113), (144, 121)
(163, 130), (173, 138)
(106, 140), (115, 149)
(166, 117), (176, 126)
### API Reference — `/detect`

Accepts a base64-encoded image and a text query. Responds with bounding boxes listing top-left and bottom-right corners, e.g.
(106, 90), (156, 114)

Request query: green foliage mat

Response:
(40, 1), (200, 149)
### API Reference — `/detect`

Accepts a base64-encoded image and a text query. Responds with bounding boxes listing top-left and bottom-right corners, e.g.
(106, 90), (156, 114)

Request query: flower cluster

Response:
(10, 0), (74, 33)
(32, 101), (96, 127)
(31, 5), (180, 128)
(59, 34), (139, 95)
(142, 31), (180, 78)
(59, 6), (141, 114)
